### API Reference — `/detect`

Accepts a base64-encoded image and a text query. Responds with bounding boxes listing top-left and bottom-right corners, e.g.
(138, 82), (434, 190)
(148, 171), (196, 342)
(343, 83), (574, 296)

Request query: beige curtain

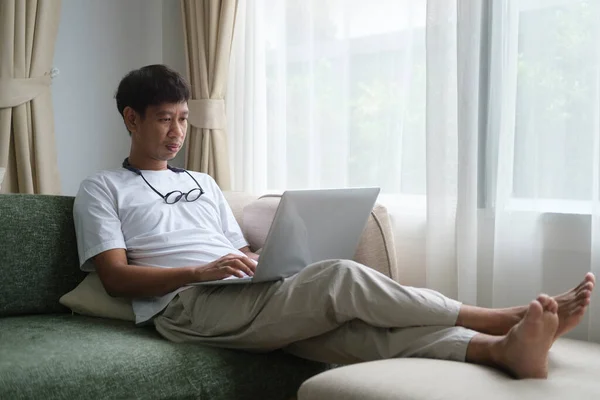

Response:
(181, 0), (238, 190)
(0, 0), (62, 194)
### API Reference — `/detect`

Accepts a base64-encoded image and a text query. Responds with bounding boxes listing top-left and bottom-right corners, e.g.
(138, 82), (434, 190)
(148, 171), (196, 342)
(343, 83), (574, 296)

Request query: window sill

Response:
(507, 198), (597, 215)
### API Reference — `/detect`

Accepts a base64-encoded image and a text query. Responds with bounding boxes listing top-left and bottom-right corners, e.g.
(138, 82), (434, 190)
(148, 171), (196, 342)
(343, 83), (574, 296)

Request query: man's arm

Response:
(239, 246), (260, 261)
(94, 249), (257, 298)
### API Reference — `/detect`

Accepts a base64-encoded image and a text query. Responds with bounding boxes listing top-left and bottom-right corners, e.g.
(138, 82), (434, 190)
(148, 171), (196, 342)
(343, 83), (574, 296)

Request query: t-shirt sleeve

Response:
(73, 177), (126, 271)
(207, 176), (249, 250)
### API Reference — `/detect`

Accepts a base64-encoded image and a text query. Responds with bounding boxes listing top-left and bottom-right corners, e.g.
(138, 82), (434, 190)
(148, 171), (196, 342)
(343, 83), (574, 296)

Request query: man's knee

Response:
(334, 259), (364, 272)
(294, 260), (369, 288)
(307, 259), (365, 279)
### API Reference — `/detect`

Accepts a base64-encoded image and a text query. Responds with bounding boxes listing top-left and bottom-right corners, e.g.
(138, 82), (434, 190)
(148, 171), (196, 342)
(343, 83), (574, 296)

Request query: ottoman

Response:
(297, 338), (600, 400)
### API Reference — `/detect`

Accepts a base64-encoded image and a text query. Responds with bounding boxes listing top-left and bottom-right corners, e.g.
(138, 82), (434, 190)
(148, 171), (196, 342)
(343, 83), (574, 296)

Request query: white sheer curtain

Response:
(227, 0), (600, 342)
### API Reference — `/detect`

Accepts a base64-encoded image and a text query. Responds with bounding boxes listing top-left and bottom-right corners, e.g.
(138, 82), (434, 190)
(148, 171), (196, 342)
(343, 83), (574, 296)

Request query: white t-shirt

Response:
(73, 166), (249, 324)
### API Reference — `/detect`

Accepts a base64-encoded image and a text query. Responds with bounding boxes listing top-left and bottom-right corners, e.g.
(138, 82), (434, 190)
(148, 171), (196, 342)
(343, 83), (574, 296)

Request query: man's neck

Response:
(127, 154), (168, 171)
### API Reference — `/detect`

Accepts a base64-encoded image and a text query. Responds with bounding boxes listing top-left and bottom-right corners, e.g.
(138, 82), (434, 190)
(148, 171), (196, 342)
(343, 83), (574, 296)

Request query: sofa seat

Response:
(298, 338), (600, 400)
(0, 314), (329, 400)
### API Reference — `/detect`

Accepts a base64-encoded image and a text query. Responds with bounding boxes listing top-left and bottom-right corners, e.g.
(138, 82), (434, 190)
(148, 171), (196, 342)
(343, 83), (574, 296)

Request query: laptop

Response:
(189, 187), (380, 286)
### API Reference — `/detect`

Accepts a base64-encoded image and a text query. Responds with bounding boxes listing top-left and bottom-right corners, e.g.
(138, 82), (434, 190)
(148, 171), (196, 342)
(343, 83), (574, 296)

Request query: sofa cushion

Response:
(59, 272), (135, 321)
(0, 194), (85, 317)
(0, 314), (330, 400)
(297, 338), (600, 400)
(242, 195), (398, 280)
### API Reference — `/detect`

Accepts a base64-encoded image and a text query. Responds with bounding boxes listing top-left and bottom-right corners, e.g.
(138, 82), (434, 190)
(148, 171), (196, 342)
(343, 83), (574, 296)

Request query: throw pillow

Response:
(242, 194), (282, 252)
(59, 272), (135, 321)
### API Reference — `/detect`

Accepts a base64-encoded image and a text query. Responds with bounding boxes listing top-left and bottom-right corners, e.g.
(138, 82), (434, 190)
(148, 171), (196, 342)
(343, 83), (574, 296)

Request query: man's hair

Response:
(115, 64), (191, 118)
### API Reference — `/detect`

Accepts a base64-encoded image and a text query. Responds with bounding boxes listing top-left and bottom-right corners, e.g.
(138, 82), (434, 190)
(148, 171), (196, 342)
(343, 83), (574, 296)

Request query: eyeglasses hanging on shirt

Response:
(122, 158), (205, 204)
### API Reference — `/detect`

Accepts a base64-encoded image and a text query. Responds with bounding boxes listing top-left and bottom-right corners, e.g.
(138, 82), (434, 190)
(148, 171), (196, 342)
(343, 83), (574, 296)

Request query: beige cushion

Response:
(242, 194), (398, 280)
(223, 191), (260, 225)
(298, 338), (600, 400)
(59, 273), (135, 321)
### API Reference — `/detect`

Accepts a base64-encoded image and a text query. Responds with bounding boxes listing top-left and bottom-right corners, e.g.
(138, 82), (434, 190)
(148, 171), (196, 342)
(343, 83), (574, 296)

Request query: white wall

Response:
(53, 0), (186, 195)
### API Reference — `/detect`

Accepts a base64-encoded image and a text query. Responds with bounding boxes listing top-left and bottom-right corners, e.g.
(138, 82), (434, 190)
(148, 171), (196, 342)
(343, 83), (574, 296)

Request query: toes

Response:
(570, 305), (586, 317)
(561, 286), (592, 307)
(537, 295), (557, 313)
(528, 300), (544, 319)
(565, 298), (590, 315)
(574, 274), (595, 292)
(575, 290), (592, 302)
(585, 272), (596, 285)
(584, 297), (591, 307)
(537, 295), (550, 310)
(577, 282), (594, 294)
(583, 273), (596, 289)
(548, 298), (558, 313)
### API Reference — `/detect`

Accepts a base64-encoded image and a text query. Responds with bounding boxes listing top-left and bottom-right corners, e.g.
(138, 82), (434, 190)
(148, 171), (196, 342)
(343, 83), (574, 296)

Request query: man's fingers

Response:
(221, 253), (249, 263)
(239, 256), (257, 272)
(219, 254), (257, 273)
(230, 259), (254, 276)
(223, 265), (246, 278)
(217, 265), (241, 278)
(219, 259), (253, 277)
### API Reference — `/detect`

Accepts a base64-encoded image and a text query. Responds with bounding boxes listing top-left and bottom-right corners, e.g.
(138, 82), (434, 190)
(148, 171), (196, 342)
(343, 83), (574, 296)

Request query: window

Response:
(262, 0), (427, 193)
(513, 0), (600, 201)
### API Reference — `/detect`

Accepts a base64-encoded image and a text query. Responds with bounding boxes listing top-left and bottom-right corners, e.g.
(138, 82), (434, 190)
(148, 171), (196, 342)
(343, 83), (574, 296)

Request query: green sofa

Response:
(0, 194), (330, 400)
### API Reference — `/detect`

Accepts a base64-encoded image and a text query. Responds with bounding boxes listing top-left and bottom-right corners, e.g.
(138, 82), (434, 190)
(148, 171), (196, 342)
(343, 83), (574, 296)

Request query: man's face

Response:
(127, 102), (189, 161)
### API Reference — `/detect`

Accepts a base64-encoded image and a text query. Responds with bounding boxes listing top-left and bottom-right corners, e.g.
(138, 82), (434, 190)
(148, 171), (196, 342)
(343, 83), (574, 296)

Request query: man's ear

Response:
(123, 106), (140, 133)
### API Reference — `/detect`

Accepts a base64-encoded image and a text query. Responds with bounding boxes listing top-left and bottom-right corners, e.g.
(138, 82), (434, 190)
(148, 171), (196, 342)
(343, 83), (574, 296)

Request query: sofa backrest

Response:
(0, 194), (85, 317)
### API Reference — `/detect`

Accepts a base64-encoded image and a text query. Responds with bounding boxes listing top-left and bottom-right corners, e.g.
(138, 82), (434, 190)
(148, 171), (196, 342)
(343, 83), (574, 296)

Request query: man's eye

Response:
(160, 118), (171, 122)
(180, 117), (188, 122)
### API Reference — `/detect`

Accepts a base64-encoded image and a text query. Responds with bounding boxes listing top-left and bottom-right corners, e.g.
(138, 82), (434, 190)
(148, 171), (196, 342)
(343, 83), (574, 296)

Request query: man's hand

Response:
(193, 253), (257, 282)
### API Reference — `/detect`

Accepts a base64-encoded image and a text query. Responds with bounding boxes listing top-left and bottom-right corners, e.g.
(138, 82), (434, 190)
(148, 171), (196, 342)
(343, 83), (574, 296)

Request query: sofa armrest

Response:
(223, 191), (399, 282)
(355, 203), (399, 281)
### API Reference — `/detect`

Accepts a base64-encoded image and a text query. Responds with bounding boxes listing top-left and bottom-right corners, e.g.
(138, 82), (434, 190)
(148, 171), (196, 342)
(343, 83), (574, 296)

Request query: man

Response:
(74, 64), (595, 380)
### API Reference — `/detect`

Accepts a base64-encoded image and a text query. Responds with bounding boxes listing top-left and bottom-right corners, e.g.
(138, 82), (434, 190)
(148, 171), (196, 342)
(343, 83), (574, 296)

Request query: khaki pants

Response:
(154, 260), (477, 364)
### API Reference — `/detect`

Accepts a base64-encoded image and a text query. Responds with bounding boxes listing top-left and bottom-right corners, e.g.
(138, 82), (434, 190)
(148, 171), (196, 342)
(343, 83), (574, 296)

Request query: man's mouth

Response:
(166, 144), (180, 152)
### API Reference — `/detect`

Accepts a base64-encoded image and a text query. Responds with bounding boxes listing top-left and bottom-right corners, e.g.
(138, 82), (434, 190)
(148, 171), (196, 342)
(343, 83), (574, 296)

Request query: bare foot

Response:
(494, 296), (558, 379)
(488, 273), (595, 337)
(553, 273), (595, 338)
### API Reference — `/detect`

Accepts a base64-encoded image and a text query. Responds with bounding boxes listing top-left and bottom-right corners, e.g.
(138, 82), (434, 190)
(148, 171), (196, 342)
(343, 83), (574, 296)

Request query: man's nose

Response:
(170, 121), (185, 138)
